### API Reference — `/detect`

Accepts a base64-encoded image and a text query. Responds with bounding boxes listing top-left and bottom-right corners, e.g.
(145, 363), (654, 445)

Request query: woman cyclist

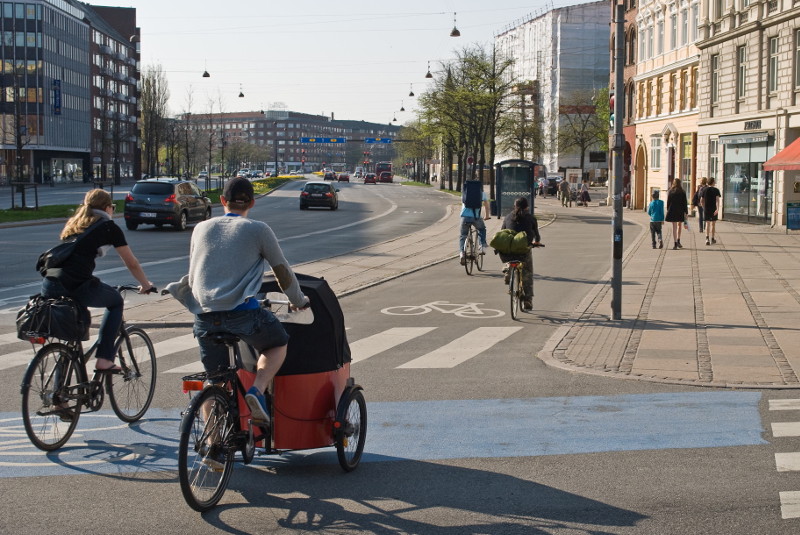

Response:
(500, 197), (542, 311)
(40, 189), (155, 373)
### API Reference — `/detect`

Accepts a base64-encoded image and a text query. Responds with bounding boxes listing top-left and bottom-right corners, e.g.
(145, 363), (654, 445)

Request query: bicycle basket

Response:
(16, 294), (91, 341)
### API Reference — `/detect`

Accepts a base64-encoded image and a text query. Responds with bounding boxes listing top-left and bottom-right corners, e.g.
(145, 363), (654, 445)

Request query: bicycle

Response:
(462, 223), (484, 275)
(506, 243), (544, 320)
(177, 296), (366, 512)
(20, 285), (158, 451)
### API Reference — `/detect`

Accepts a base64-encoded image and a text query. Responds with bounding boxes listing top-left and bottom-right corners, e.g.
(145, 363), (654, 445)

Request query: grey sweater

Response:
(166, 215), (305, 314)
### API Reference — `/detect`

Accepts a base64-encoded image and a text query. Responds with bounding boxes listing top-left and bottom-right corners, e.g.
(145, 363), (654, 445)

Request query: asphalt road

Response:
(0, 183), (798, 533)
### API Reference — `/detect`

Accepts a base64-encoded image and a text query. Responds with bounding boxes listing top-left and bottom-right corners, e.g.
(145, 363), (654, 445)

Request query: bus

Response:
(375, 162), (393, 182)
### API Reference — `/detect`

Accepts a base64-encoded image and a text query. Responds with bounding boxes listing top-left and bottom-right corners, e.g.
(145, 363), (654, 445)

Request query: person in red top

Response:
(41, 189), (155, 372)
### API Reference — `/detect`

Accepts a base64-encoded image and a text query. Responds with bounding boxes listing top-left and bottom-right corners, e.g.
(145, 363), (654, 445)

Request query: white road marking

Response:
(775, 452), (800, 472)
(398, 327), (522, 369)
(349, 327), (437, 364)
(769, 399), (800, 411)
(772, 422), (800, 437)
(780, 491), (800, 519)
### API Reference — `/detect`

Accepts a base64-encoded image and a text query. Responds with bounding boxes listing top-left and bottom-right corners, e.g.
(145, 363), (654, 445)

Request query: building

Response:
(0, 0), (139, 186)
(628, 0), (701, 210)
(695, 0), (800, 226)
(495, 1), (611, 176)
(189, 109), (400, 175)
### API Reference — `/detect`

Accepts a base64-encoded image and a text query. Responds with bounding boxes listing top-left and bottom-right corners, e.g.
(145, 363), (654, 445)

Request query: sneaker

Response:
(459, 254), (466, 266)
(676, 240), (683, 249)
(658, 240), (663, 249)
(479, 244), (488, 255)
(711, 237), (716, 244)
(522, 300), (533, 311)
(652, 244), (656, 249)
(245, 386), (271, 424)
(201, 444), (226, 472)
(705, 237), (710, 246)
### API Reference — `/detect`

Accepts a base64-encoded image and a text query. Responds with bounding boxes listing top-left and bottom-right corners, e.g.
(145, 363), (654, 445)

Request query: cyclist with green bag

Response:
(499, 197), (541, 311)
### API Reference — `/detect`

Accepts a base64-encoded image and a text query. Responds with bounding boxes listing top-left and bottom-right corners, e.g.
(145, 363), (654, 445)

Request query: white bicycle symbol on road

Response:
(381, 301), (505, 318)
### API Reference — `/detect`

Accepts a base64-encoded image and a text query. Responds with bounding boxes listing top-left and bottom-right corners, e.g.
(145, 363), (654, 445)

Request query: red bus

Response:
(375, 162), (393, 182)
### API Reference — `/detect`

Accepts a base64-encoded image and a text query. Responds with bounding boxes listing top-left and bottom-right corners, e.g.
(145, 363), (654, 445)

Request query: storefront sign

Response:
(52, 80), (61, 115)
(719, 133), (769, 144)
(744, 120), (761, 131)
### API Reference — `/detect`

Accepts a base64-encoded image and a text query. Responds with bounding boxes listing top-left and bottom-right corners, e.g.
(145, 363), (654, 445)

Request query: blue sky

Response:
(97, 0), (596, 123)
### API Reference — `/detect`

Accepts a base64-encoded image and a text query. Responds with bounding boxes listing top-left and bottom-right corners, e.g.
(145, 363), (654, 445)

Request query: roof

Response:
(763, 137), (800, 171)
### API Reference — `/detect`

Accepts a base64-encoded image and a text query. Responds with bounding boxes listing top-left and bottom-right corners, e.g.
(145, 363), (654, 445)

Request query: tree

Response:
(557, 89), (608, 171)
(496, 81), (545, 162)
(140, 65), (170, 177)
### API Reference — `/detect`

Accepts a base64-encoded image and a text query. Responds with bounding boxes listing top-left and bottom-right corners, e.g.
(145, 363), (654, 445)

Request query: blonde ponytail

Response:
(60, 189), (112, 240)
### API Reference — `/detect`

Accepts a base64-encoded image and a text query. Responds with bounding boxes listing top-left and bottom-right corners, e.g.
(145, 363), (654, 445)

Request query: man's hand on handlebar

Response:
(138, 285), (157, 295)
(289, 296), (311, 311)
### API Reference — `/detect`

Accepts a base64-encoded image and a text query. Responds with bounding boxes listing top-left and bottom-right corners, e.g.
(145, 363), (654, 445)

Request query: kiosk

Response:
(494, 159), (547, 218)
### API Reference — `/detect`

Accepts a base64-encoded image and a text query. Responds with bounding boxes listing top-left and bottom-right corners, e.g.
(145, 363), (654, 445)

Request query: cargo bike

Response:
(177, 275), (366, 511)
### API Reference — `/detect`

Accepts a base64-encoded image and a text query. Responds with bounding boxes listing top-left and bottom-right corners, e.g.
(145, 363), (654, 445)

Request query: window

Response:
(796, 30), (800, 89)
(656, 78), (663, 115)
(670, 13), (677, 50)
(691, 4), (699, 42)
(681, 9), (688, 46)
(680, 70), (687, 110)
(657, 19), (664, 55)
(711, 54), (719, 104)
(651, 137), (662, 169)
(737, 46), (747, 99)
(647, 25), (653, 59)
(768, 36), (778, 94)
(709, 139), (718, 179)
(670, 73), (678, 112)
(691, 66), (698, 108)
(646, 80), (653, 116)
(639, 24), (646, 60)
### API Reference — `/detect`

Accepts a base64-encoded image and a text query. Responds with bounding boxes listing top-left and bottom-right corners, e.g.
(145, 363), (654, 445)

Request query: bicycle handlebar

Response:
(117, 285), (157, 294)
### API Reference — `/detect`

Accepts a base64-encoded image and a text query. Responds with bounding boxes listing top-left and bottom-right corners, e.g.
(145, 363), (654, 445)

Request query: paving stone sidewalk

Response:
(536, 195), (800, 389)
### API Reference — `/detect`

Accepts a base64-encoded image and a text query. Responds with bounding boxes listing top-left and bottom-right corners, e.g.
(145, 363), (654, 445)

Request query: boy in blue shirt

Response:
(647, 190), (664, 249)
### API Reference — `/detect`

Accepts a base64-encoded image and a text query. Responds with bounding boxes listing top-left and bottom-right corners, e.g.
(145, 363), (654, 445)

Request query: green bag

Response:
(490, 229), (530, 254)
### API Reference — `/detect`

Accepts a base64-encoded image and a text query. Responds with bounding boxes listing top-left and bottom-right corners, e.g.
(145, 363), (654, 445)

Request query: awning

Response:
(763, 137), (800, 171)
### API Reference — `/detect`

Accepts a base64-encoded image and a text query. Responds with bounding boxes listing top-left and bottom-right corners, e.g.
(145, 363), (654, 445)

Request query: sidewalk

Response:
(536, 194), (800, 389)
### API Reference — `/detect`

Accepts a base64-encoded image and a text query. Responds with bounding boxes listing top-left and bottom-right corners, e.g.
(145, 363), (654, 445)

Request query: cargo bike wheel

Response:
(334, 387), (367, 472)
(178, 386), (236, 512)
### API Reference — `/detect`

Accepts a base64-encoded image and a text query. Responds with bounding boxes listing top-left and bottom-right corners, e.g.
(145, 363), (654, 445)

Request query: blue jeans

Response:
(194, 308), (289, 374)
(42, 277), (122, 361)
(459, 217), (487, 252)
(697, 206), (705, 232)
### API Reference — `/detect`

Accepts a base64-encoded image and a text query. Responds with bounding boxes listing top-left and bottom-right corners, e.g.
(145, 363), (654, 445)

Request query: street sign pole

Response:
(611, 1), (625, 320)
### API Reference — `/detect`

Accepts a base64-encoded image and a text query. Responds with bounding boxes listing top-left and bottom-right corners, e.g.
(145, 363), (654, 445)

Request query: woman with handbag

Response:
(40, 189), (155, 372)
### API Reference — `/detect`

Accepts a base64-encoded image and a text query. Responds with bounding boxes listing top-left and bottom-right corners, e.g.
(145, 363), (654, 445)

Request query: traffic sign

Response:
(300, 137), (346, 143)
(364, 138), (393, 144)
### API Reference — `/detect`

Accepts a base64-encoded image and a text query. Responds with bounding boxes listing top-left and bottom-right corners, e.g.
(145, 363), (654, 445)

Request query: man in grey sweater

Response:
(166, 178), (309, 425)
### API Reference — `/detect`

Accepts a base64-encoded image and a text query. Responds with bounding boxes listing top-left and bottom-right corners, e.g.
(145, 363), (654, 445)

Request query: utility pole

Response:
(611, 0), (625, 320)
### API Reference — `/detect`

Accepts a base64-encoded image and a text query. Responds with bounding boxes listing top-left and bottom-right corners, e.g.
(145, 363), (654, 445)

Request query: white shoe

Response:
(478, 245), (486, 255)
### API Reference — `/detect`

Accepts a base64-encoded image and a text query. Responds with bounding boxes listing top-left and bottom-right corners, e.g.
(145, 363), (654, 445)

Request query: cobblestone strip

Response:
(617, 233), (664, 374)
(690, 244), (713, 382)
(720, 240), (799, 384)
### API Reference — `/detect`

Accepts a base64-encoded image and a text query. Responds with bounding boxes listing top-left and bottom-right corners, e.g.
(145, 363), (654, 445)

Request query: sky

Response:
(96, 0), (597, 124)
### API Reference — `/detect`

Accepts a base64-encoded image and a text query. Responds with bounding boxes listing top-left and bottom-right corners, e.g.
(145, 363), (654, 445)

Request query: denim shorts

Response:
(194, 308), (289, 373)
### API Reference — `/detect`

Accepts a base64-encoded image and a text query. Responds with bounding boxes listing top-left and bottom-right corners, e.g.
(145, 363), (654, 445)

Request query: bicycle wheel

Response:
(21, 343), (82, 451)
(464, 230), (475, 275)
(509, 267), (521, 320)
(107, 327), (156, 422)
(476, 239), (484, 271)
(178, 386), (235, 512)
(335, 388), (367, 472)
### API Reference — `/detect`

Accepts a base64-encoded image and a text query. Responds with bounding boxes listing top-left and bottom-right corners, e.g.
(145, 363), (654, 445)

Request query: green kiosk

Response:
(494, 159), (548, 218)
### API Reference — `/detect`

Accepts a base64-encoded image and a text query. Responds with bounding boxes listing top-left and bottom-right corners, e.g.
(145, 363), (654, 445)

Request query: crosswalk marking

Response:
(163, 361), (203, 374)
(775, 452), (800, 472)
(769, 399), (800, 411)
(772, 422), (800, 437)
(398, 327), (522, 369)
(780, 491), (800, 519)
(349, 327), (437, 364)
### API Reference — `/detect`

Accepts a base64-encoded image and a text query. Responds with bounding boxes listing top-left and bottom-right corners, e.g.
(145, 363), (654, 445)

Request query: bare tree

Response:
(557, 89), (608, 172)
(140, 65), (170, 177)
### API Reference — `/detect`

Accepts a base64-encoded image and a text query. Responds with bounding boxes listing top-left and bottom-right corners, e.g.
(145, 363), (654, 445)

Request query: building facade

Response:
(695, 0), (800, 226)
(495, 1), (611, 176)
(0, 0), (138, 186)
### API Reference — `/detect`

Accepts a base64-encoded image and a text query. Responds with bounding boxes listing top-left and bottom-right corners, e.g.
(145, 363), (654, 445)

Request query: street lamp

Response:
(450, 12), (460, 37)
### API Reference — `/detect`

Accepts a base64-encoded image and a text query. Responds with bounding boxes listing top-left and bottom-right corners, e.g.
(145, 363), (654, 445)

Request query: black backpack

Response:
(36, 219), (104, 276)
(462, 180), (483, 210)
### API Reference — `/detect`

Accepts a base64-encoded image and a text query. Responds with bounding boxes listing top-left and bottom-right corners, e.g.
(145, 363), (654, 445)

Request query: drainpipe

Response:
(771, 107), (785, 228)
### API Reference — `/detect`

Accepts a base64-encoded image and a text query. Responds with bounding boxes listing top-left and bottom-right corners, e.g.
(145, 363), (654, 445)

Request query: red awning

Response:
(763, 137), (800, 171)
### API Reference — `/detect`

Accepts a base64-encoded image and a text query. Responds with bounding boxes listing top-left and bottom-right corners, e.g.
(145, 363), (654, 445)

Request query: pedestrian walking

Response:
(692, 177), (708, 233)
(559, 179), (572, 207)
(665, 178), (688, 249)
(579, 180), (590, 206)
(702, 177), (722, 245)
(647, 190), (664, 249)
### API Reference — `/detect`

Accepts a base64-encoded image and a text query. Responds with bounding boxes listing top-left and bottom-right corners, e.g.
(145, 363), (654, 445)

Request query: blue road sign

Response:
(300, 137), (346, 143)
(364, 138), (392, 144)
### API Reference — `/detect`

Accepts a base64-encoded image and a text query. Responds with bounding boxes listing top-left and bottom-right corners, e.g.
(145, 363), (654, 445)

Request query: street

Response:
(0, 183), (798, 533)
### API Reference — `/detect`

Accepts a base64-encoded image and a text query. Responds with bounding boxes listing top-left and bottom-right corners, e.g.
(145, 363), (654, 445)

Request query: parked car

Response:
(363, 173), (377, 184)
(337, 173), (350, 182)
(237, 169), (250, 178)
(379, 172), (393, 183)
(124, 178), (212, 231)
(323, 171), (336, 180)
(197, 171), (208, 179)
(299, 181), (339, 210)
(546, 177), (558, 195)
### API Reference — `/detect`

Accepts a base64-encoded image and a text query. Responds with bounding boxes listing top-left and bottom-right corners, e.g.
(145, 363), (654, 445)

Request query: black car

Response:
(323, 171), (336, 180)
(124, 178), (212, 231)
(299, 181), (339, 210)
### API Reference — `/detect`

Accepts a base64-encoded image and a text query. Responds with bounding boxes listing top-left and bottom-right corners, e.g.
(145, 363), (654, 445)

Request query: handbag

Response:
(16, 294), (91, 341)
(36, 219), (104, 276)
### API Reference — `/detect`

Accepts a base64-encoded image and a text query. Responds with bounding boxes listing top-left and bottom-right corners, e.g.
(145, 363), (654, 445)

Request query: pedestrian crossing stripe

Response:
(768, 398), (800, 520)
(398, 327), (522, 369)
(1, 327), (525, 374)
